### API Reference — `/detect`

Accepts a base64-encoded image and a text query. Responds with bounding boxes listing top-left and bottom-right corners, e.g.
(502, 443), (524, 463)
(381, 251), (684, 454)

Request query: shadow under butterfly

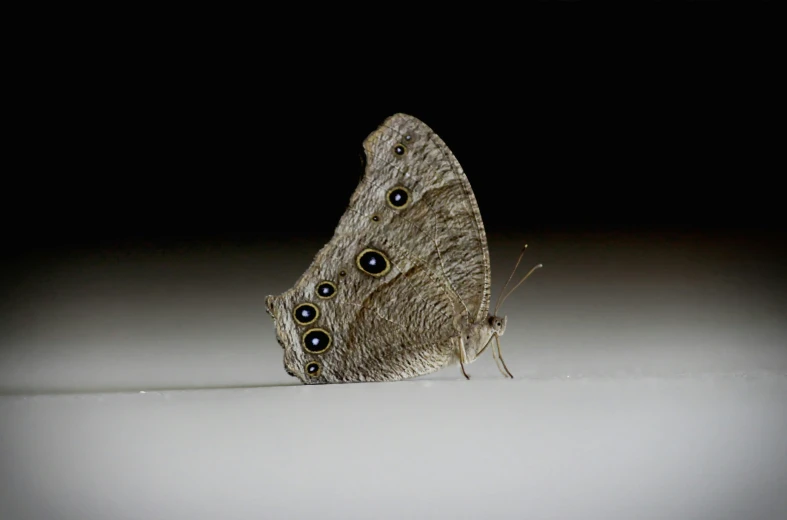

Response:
(265, 113), (541, 384)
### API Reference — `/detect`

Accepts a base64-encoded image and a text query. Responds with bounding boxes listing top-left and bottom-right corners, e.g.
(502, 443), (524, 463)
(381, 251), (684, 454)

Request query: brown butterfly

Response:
(266, 113), (540, 383)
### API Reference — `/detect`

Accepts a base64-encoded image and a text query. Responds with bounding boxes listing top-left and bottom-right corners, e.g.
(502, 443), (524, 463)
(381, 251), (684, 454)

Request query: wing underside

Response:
(270, 113), (491, 383)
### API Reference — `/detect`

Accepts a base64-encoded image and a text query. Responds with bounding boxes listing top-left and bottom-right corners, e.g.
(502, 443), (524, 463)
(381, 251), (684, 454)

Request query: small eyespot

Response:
(316, 281), (336, 299)
(356, 248), (391, 277)
(394, 144), (406, 155)
(305, 361), (322, 378)
(386, 186), (411, 209)
(404, 134), (412, 141)
(293, 303), (319, 325)
(339, 270), (346, 277)
(302, 328), (332, 354)
(371, 215), (380, 222)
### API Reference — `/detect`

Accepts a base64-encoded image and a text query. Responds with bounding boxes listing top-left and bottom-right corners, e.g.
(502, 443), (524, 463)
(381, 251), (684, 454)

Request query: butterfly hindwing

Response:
(267, 113), (491, 383)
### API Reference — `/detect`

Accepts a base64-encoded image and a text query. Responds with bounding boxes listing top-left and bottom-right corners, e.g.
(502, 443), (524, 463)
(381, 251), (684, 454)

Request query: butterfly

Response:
(265, 113), (541, 384)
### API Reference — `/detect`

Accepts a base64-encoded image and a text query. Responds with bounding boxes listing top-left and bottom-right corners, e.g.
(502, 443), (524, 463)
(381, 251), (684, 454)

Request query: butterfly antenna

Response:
(494, 244), (530, 316)
(490, 245), (542, 380)
(496, 263), (543, 313)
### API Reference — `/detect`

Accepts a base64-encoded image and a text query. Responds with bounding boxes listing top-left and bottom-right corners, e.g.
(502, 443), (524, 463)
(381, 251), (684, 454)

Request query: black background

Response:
(4, 24), (781, 258)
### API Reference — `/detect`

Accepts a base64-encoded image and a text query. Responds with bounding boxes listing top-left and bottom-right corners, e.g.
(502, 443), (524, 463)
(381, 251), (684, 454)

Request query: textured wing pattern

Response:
(267, 114), (490, 383)
(349, 113), (491, 322)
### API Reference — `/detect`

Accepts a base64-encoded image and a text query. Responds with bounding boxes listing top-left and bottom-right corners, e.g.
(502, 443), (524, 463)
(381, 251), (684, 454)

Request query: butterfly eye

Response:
(302, 328), (332, 354)
(356, 248), (391, 277)
(293, 303), (319, 325)
(386, 186), (411, 209)
(316, 281), (336, 299)
(393, 144), (406, 155)
(305, 361), (322, 378)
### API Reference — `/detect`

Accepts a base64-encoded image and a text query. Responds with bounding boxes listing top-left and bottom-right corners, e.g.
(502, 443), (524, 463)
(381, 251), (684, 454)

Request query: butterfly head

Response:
(488, 315), (507, 337)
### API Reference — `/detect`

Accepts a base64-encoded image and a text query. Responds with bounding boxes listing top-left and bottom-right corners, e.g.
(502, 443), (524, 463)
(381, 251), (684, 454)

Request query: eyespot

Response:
(386, 186), (411, 209)
(404, 134), (412, 141)
(339, 270), (346, 277)
(393, 144), (406, 155)
(305, 361), (322, 378)
(316, 281), (336, 299)
(302, 328), (332, 354)
(496, 321), (501, 327)
(293, 303), (319, 325)
(356, 248), (391, 277)
(371, 215), (380, 222)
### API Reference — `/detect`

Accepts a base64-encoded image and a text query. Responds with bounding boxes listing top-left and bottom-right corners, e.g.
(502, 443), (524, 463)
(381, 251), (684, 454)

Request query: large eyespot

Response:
(293, 303), (319, 325)
(305, 361), (322, 378)
(393, 144), (406, 155)
(356, 248), (391, 277)
(316, 281), (336, 299)
(386, 186), (411, 209)
(302, 328), (332, 354)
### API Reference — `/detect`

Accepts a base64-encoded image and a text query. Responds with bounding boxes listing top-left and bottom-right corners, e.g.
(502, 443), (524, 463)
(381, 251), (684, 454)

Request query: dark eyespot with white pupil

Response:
(316, 281), (336, 299)
(356, 248), (390, 277)
(387, 187), (409, 209)
(302, 328), (332, 354)
(293, 303), (319, 325)
(306, 361), (321, 378)
(394, 144), (405, 155)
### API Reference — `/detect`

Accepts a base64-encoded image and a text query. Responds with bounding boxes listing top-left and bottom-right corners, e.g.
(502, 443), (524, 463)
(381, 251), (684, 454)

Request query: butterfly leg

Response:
(490, 336), (507, 376)
(494, 335), (514, 378)
(458, 336), (471, 380)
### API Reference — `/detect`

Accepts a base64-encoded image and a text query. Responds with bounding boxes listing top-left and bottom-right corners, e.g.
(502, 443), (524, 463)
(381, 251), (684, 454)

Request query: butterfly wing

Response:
(267, 113), (491, 383)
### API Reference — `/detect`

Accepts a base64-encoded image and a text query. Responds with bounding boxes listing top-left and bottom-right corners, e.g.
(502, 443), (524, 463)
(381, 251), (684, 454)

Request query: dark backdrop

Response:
(4, 40), (781, 259)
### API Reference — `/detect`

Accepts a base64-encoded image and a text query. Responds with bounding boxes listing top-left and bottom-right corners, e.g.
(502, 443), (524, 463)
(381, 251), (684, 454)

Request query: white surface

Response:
(2, 376), (786, 520)
(1, 232), (786, 519)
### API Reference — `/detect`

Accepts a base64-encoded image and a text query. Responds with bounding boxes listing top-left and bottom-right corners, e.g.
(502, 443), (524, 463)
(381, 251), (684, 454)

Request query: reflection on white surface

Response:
(1, 232), (786, 519)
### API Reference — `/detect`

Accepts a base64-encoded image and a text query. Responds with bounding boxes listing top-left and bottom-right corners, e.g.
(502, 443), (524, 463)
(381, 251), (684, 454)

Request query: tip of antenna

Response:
(536, 263), (543, 268)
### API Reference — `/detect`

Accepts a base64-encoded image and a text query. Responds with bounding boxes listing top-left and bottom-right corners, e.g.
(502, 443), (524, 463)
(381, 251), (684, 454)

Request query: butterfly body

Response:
(266, 113), (513, 384)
